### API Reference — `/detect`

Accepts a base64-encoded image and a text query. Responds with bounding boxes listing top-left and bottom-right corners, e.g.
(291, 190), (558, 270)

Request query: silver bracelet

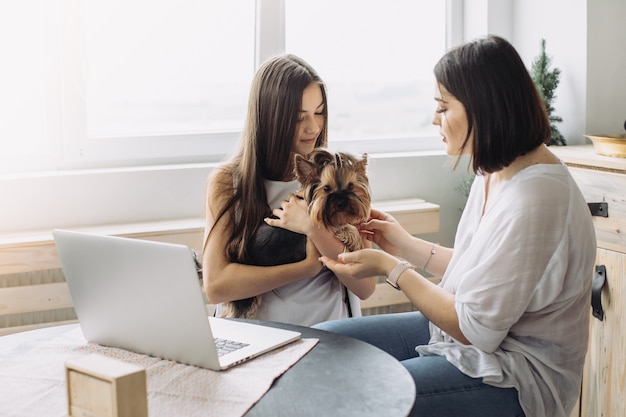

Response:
(422, 244), (437, 271)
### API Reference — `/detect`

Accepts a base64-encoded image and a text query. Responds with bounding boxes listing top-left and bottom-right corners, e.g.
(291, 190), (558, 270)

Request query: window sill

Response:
(0, 198), (439, 276)
(1, 150), (449, 238)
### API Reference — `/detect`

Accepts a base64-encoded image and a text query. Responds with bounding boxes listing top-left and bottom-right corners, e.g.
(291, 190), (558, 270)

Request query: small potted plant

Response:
(530, 39), (566, 146)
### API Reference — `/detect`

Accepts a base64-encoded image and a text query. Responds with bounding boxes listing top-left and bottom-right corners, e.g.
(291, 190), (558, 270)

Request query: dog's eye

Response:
(323, 185), (331, 193)
(347, 183), (354, 191)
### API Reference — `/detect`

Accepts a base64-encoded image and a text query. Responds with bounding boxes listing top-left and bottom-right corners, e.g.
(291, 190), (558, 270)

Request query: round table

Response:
(241, 320), (416, 417)
(0, 321), (415, 417)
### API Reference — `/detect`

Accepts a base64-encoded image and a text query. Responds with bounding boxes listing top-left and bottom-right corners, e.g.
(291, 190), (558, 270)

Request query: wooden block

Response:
(65, 354), (148, 417)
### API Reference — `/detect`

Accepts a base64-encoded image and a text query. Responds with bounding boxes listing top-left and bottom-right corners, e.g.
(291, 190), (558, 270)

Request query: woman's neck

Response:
(493, 144), (559, 183)
(483, 144), (559, 214)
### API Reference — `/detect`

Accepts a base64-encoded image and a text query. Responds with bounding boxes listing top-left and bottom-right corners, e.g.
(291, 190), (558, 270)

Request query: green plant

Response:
(530, 39), (566, 146)
(455, 174), (475, 212)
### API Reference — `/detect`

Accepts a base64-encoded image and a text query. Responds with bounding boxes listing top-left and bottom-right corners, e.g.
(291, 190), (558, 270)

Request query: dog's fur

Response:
(221, 149), (370, 319)
(247, 220), (307, 266)
(295, 149), (371, 252)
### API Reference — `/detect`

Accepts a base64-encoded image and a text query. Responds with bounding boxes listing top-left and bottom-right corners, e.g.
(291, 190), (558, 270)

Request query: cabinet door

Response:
(581, 248), (625, 417)
(567, 166), (626, 252)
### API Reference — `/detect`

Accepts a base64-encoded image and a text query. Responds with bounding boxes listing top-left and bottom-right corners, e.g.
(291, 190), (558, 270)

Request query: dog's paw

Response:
(335, 225), (363, 252)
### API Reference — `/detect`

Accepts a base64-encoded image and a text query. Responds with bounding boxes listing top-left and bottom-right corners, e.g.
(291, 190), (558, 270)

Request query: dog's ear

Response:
(311, 148), (334, 167)
(294, 153), (320, 185)
(355, 153), (368, 177)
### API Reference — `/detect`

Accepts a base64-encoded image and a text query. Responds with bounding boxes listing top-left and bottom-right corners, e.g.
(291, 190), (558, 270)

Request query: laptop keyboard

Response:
(214, 338), (249, 357)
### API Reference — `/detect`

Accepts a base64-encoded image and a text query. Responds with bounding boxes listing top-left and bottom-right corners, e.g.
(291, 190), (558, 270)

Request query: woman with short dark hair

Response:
(314, 36), (596, 417)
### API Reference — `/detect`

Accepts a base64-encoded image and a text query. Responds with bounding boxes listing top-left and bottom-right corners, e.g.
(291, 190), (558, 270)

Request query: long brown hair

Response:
(208, 54), (328, 264)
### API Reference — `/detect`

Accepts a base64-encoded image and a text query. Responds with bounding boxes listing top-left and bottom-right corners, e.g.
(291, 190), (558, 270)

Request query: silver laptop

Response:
(53, 229), (301, 371)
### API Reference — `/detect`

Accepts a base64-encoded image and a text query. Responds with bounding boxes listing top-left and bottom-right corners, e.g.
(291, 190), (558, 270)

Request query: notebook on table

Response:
(53, 229), (301, 371)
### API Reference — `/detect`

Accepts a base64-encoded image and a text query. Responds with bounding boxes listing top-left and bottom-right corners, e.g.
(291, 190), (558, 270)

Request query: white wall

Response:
(464, 0), (513, 41)
(0, 165), (210, 234)
(586, 0), (626, 135)
(473, 0), (626, 144)
(464, 0), (589, 145)
(366, 153), (468, 247)
(512, 0), (588, 145)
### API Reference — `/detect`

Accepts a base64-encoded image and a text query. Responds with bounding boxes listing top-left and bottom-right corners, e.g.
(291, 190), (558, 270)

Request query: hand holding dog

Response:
(264, 191), (314, 236)
(320, 248), (398, 280)
(360, 208), (414, 258)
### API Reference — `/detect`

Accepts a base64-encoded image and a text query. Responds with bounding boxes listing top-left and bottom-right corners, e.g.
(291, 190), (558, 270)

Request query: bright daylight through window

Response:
(0, 1), (448, 174)
(286, 0), (446, 153)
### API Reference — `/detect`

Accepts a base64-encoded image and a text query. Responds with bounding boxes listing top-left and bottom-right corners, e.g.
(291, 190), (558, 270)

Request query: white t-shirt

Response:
(416, 162), (596, 417)
(216, 179), (358, 326)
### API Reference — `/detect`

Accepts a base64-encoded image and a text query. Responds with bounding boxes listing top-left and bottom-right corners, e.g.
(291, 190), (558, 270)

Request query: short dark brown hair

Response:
(434, 35), (551, 174)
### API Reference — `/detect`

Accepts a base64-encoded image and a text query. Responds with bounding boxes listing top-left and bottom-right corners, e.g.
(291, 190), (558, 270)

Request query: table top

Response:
(0, 320), (415, 417)
(241, 320), (415, 417)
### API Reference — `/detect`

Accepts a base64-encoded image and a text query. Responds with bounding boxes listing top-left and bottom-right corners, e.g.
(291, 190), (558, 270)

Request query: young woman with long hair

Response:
(202, 54), (375, 326)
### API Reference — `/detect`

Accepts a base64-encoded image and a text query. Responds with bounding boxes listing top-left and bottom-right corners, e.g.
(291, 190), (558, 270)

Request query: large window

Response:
(0, 1), (455, 174)
(61, 0), (254, 169)
(286, 0), (446, 153)
(0, 3), (52, 172)
(84, 1), (254, 138)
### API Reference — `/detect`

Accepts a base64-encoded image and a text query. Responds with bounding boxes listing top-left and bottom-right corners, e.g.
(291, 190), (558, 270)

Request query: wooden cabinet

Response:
(552, 145), (626, 417)
(582, 249), (626, 416)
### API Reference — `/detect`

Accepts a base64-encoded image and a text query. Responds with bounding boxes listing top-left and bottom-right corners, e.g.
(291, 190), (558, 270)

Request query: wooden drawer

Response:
(552, 145), (626, 252)
(568, 166), (626, 252)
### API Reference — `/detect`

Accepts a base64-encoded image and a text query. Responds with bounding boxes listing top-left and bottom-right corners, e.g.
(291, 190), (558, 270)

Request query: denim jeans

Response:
(313, 311), (525, 417)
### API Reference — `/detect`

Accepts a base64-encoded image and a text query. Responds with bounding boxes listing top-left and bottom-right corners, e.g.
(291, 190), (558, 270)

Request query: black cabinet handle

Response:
(588, 202), (608, 217)
(591, 265), (606, 321)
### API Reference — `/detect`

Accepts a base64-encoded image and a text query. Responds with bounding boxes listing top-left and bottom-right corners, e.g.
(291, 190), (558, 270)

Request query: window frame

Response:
(57, 1), (248, 171)
(257, 0), (463, 157)
(1, 0), (461, 175)
(60, 0), (461, 171)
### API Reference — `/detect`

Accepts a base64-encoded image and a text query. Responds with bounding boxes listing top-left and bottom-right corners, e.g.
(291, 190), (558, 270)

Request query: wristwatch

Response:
(385, 261), (413, 290)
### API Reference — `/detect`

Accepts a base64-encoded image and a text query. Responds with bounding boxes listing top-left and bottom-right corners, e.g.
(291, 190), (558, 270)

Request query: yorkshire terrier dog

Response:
(222, 149), (370, 319)
(295, 148), (371, 252)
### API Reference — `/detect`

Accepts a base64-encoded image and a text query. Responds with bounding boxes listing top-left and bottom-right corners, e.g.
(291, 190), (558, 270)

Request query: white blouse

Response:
(416, 162), (596, 417)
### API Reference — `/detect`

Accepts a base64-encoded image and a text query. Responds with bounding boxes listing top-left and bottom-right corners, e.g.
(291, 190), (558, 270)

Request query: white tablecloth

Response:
(0, 325), (317, 417)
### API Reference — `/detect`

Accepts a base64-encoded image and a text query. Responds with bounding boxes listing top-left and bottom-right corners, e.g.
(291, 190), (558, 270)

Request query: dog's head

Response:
(294, 149), (370, 229)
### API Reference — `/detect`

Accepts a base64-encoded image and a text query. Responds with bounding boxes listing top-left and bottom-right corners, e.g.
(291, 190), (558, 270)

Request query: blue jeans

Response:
(313, 312), (525, 417)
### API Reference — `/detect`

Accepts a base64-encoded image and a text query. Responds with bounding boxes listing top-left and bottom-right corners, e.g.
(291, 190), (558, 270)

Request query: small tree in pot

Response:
(530, 39), (566, 146)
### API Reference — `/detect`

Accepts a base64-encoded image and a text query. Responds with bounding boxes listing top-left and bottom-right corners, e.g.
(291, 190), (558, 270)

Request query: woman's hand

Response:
(319, 248), (399, 280)
(264, 191), (377, 301)
(360, 208), (414, 258)
(264, 191), (313, 235)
